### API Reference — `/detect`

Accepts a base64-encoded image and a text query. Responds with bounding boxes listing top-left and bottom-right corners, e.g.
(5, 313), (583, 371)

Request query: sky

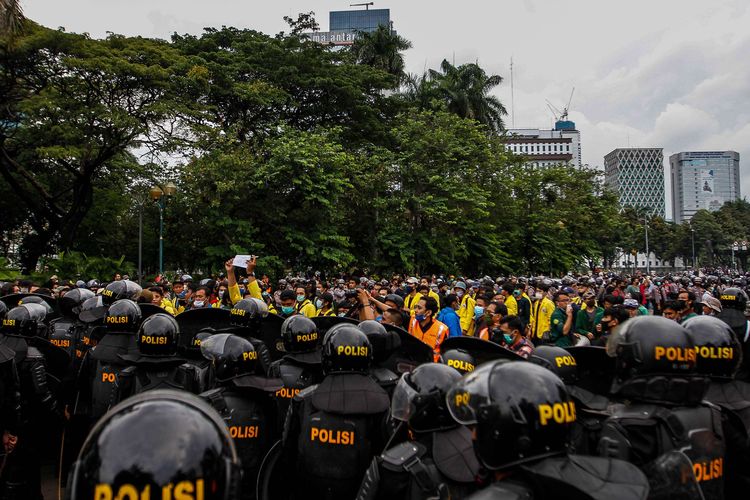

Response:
(22, 0), (750, 218)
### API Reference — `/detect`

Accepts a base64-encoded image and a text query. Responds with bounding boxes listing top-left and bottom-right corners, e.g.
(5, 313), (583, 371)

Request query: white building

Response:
(670, 151), (741, 223)
(503, 120), (582, 168)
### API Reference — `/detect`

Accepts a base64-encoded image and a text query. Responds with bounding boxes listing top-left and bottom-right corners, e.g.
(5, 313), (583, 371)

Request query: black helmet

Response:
(682, 316), (742, 380)
(229, 298), (268, 329)
(0, 300), (7, 319)
(18, 295), (54, 317)
(719, 287), (747, 311)
(392, 363), (461, 433)
(281, 315), (320, 353)
(103, 299), (142, 333)
(441, 348), (476, 375)
(1, 303), (47, 336)
(201, 333), (282, 391)
(137, 313), (179, 356)
(447, 360), (573, 470)
(192, 330), (214, 350)
(358, 320), (400, 363)
(100, 279), (142, 306)
(607, 316), (705, 404)
(530, 345), (579, 384)
(384, 294), (404, 309)
(67, 389), (240, 500)
(79, 295), (107, 324)
(321, 325), (372, 375)
(58, 288), (95, 317)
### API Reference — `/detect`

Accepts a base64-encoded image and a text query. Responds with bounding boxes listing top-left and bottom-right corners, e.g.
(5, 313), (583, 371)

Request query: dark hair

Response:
(475, 294), (492, 305)
(148, 286), (164, 296)
(187, 282), (199, 293)
(320, 292), (333, 305)
(196, 286), (211, 296)
(489, 302), (508, 317)
(603, 294), (623, 305)
(417, 284), (430, 293)
(444, 293), (459, 308)
(603, 305), (630, 324)
(502, 283), (515, 294)
(384, 308), (404, 326)
(500, 315), (524, 333)
(663, 300), (683, 312)
(679, 291), (696, 301)
(420, 296), (439, 315)
(553, 291), (570, 302)
(280, 289), (296, 301)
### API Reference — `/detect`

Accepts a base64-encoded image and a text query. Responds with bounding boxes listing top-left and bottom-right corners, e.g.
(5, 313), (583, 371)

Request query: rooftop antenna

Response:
(350, 2), (374, 9)
(510, 57), (515, 128)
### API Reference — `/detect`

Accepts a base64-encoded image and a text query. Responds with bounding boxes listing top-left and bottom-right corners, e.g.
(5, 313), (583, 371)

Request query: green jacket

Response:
(550, 308), (573, 347)
(575, 306), (604, 336)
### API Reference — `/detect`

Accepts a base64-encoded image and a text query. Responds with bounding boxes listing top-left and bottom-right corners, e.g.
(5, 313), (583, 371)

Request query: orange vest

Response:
(408, 317), (449, 362)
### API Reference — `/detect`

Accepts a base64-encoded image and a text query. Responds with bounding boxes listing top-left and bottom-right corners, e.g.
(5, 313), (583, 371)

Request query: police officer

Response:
(683, 315), (750, 497)
(200, 333), (282, 496)
(229, 299), (274, 375)
(281, 325), (390, 499)
(0, 303), (64, 499)
(176, 328), (215, 394)
(65, 389), (241, 500)
(75, 299), (141, 422)
(357, 363), (480, 499)
(268, 315), (324, 431)
(717, 287), (750, 382)
(598, 315), (725, 500)
(446, 360), (650, 500)
(117, 313), (197, 396)
(441, 348), (476, 375)
(51, 288), (94, 362)
(0, 301), (22, 498)
(358, 320), (400, 395)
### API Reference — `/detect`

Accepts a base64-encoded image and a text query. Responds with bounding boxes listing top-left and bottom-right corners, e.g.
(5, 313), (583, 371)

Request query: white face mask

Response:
(534, 293), (543, 300)
(194, 300), (205, 308)
(456, 290), (464, 298)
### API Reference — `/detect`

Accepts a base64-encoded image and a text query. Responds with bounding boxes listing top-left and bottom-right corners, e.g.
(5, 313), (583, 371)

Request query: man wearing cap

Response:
(453, 281), (475, 335)
(702, 295), (722, 316)
(623, 298), (643, 318)
(403, 278), (421, 313)
(575, 291), (603, 341)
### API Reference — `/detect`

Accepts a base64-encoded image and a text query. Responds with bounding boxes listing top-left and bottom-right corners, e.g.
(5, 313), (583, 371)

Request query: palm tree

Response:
(429, 59), (507, 133)
(400, 72), (439, 110)
(0, 0), (25, 37)
(351, 25), (412, 84)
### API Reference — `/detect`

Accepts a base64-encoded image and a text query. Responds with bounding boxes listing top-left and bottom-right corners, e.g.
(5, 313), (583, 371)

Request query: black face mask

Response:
(677, 300), (687, 311)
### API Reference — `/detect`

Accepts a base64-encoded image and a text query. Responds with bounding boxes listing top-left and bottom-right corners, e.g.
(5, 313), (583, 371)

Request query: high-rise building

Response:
(604, 148), (665, 218)
(669, 151), (741, 223)
(305, 8), (392, 46)
(504, 120), (582, 168)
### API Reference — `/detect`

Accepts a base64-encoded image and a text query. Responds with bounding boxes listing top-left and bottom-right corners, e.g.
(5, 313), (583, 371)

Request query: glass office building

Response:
(604, 148), (666, 218)
(330, 9), (391, 33)
(670, 151), (741, 223)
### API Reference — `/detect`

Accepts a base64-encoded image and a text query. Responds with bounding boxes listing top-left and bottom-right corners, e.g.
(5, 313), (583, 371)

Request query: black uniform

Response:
(281, 326), (390, 500)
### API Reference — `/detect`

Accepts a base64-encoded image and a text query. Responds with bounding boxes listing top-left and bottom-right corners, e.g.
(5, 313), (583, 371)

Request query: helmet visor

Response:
(445, 363), (493, 425)
(390, 374), (418, 422)
(200, 333), (232, 361)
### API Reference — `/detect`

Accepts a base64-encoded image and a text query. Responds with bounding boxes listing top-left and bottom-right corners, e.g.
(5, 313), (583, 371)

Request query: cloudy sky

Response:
(24, 0), (750, 218)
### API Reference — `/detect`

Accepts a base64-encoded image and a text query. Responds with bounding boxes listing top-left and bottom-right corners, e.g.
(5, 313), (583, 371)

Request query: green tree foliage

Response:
(350, 25), (412, 84)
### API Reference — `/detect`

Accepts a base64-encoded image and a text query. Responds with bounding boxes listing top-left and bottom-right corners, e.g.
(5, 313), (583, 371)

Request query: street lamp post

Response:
(691, 228), (696, 270)
(644, 217), (650, 275)
(149, 182), (177, 277)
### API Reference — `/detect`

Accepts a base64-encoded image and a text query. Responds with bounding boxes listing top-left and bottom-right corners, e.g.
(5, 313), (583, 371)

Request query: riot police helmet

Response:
(358, 320), (399, 363)
(137, 313), (179, 356)
(719, 287), (747, 311)
(103, 299), (142, 333)
(0, 300), (7, 319)
(78, 295), (107, 324)
(530, 345), (579, 384)
(607, 315), (705, 403)
(100, 279), (142, 306)
(321, 325), (372, 375)
(446, 360), (573, 470)
(1, 303), (47, 336)
(392, 363), (461, 433)
(229, 298), (268, 329)
(67, 389), (240, 500)
(441, 348), (476, 375)
(58, 288), (95, 318)
(384, 294), (404, 309)
(281, 315), (320, 354)
(201, 333), (281, 391)
(18, 295), (54, 317)
(682, 315), (742, 380)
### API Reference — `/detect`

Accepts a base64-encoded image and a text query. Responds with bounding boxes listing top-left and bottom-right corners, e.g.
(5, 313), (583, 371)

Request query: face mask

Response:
(177, 291), (187, 298)
(297, 295), (306, 303)
(281, 306), (295, 315)
(315, 299), (323, 309)
(677, 300), (687, 311)
(193, 301), (205, 308)
(338, 312), (347, 317)
(415, 313), (426, 322)
(474, 306), (484, 317)
(218, 290), (225, 299)
(513, 290), (521, 297)
(535, 293), (543, 300)
(503, 334), (514, 344)
(405, 286), (413, 294)
(456, 290), (464, 298)
(375, 315), (383, 323)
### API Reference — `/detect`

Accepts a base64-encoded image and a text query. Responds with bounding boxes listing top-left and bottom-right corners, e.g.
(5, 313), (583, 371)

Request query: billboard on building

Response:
(696, 163), (723, 211)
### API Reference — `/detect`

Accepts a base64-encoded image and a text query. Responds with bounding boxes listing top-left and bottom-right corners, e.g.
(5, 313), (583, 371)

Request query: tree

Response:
(428, 59), (507, 133)
(0, 24), (197, 271)
(283, 11), (319, 35)
(350, 25), (412, 84)
(0, 0), (24, 37)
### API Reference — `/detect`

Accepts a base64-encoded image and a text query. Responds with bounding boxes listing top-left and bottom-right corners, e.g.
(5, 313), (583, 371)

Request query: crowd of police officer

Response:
(0, 274), (749, 500)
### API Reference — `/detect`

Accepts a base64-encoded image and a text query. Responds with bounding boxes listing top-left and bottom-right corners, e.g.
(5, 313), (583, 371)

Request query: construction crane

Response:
(350, 2), (374, 9)
(546, 87), (575, 122)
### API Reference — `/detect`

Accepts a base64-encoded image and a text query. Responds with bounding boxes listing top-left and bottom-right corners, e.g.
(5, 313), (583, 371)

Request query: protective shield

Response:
(564, 346), (616, 396)
(440, 336), (524, 367)
(175, 308), (231, 351)
(259, 313), (286, 361)
(311, 316), (359, 337)
(1, 293), (59, 320)
(138, 303), (165, 321)
(641, 451), (705, 500)
(382, 324), (434, 374)
(257, 440), (290, 500)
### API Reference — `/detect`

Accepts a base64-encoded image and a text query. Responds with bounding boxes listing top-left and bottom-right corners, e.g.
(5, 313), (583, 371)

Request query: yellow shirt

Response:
(530, 296), (555, 339)
(457, 294), (476, 335)
(504, 294), (518, 316)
